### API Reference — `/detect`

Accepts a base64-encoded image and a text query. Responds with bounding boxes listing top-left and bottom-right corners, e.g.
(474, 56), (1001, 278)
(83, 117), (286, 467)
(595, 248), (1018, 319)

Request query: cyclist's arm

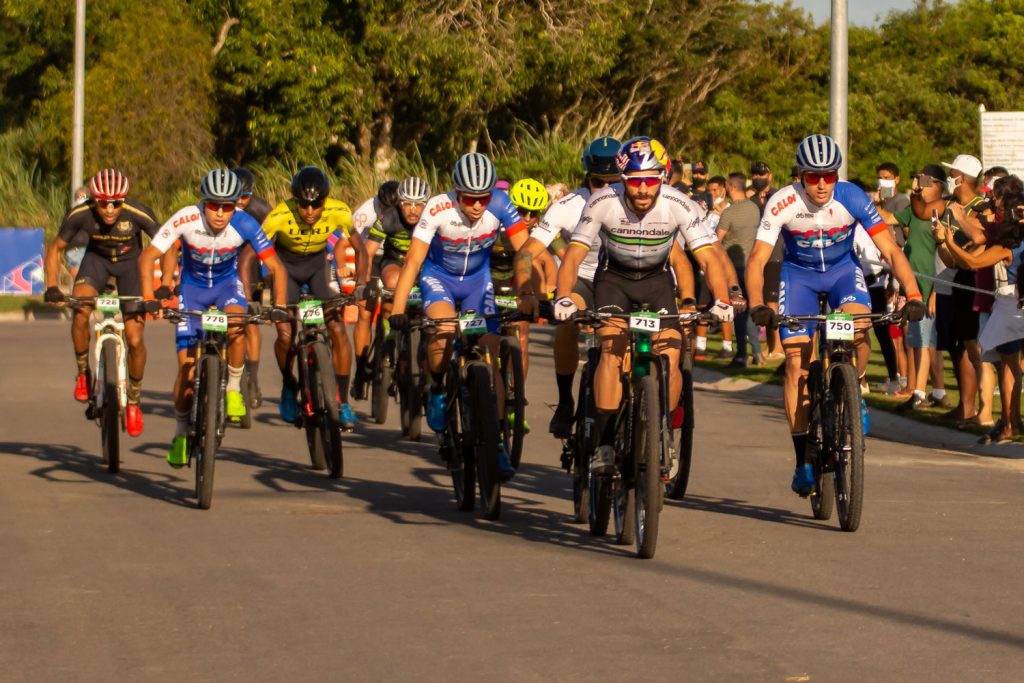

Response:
(669, 243), (695, 301)
(44, 235), (69, 289)
(261, 253), (288, 307)
(939, 233), (1011, 271)
(535, 249), (558, 294)
(744, 240), (773, 309)
(238, 245), (256, 293)
(364, 238), (381, 262)
(555, 243), (587, 299)
(692, 245), (731, 303)
(390, 238), (429, 316)
(869, 225), (922, 300)
(138, 244), (162, 300)
(513, 236), (548, 291)
(346, 229), (370, 285)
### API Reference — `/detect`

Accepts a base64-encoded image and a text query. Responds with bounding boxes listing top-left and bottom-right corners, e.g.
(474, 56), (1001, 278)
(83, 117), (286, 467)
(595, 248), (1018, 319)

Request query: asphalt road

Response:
(2, 321), (1022, 681)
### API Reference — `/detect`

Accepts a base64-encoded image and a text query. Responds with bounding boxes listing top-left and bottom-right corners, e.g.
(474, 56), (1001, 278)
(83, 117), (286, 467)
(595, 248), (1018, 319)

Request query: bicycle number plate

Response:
(96, 296), (120, 313)
(459, 314), (487, 335)
(495, 295), (518, 311)
(825, 313), (855, 341)
(629, 312), (660, 333)
(299, 300), (325, 326)
(201, 311), (228, 333)
(408, 287), (422, 306)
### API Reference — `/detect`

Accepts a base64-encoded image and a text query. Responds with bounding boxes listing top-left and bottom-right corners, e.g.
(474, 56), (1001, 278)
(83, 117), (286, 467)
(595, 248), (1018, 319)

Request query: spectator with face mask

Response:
(717, 172), (763, 366)
(688, 161), (712, 209)
(747, 161), (783, 359)
(708, 175), (728, 211)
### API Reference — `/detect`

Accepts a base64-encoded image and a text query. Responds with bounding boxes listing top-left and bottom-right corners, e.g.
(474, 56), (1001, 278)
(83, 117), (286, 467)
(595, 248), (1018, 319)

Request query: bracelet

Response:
(680, 297), (696, 307)
(906, 293), (923, 301)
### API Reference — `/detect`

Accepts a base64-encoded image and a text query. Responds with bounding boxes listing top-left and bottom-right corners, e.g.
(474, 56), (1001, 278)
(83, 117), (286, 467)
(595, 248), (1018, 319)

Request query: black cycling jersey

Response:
(56, 199), (160, 264)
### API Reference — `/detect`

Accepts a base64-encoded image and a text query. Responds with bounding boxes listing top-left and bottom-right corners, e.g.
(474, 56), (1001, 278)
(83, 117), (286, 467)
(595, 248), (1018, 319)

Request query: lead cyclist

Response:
(745, 134), (925, 495)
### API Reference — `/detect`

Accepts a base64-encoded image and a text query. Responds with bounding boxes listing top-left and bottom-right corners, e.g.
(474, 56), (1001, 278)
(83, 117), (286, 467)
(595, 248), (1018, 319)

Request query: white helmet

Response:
(199, 168), (242, 202)
(398, 176), (431, 203)
(795, 134), (842, 172)
(452, 153), (496, 194)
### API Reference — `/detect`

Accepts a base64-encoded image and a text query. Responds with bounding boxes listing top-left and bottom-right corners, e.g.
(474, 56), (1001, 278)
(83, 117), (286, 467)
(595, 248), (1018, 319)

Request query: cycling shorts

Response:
(594, 269), (680, 332)
(176, 279), (247, 351)
(279, 250), (335, 305)
(76, 251), (142, 297)
(777, 255), (870, 341)
(419, 259), (499, 334)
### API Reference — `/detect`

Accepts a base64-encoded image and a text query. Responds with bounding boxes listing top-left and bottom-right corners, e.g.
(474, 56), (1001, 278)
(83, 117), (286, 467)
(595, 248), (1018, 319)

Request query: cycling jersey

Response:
(531, 187), (602, 282)
(413, 190), (525, 277)
(756, 181), (886, 272)
(262, 198), (354, 256)
(352, 197), (381, 237)
(569, 185), (716, 279)
(366, 206), (413, 262)
(56, 199), (160, 263)
(151, 205), (275, 288)
(243, 195), (273, 225)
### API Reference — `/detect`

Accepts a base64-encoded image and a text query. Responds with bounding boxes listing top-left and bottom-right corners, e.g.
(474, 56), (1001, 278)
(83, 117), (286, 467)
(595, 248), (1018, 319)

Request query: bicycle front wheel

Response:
(633, 374), (663, 558)
(832, 363), (864, 531)
(371, 332), (390, 425)
(499, 336), (526, 470)
(807, 360), (834, 521)
(100, 339), (120, 474)
(196, 354), (220, 510)
(449, 370), (476, 512)
(468, 362), (501, 521)
(312, 341), (344, 479)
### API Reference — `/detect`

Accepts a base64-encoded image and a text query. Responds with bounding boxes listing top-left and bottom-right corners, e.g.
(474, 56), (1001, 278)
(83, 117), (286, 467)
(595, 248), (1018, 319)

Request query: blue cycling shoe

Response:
(279, 386), (298, 424)
(498, 443), (515, 482)
(339, 403), (358, 431)
(791, 463), (816, 497)
(426, 390), (447, 432)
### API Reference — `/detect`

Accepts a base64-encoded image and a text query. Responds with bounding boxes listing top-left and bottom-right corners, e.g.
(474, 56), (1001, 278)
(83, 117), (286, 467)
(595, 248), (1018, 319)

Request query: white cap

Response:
(942, 154), (983, 179)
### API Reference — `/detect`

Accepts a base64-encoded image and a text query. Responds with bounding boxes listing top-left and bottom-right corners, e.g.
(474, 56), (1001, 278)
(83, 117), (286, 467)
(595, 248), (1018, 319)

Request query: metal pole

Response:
(71, 0), (85, 197)
(829, 0), (848, 180)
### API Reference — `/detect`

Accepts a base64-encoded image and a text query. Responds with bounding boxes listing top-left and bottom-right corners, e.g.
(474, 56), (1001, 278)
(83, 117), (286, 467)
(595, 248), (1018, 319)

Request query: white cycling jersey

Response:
(352, 197), (381, 239)
(531, 187), (599, 282)
(570, 184), (717, 279)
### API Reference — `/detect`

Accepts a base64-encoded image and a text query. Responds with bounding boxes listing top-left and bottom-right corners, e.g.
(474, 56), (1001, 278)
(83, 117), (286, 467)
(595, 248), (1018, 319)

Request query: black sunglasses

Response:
(297, 198), (325, 210)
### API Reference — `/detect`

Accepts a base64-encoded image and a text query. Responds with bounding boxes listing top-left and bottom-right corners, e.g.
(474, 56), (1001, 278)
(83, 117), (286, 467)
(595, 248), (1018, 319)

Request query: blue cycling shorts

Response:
(778, 255), (870, 341)
(419, 259), (499, 334)
(176, 279), (248, 351)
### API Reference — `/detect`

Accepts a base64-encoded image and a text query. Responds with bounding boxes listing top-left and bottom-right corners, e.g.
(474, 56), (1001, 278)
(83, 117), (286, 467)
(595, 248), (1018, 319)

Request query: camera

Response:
(918, 174), (935, 188)
(879, 185), (894, 199)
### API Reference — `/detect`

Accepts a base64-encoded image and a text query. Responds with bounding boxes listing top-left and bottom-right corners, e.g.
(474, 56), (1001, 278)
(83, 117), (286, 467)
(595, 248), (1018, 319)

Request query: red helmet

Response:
(89, 168), (130, 200)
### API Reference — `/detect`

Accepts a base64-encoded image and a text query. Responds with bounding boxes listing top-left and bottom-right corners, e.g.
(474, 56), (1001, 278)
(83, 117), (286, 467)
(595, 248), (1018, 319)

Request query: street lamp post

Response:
(71, 0), (85, 197)
(829, 0), (848, 180)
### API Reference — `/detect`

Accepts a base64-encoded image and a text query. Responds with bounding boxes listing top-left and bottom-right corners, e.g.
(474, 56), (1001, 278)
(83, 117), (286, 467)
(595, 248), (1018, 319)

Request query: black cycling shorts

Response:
(594, 269), (680, 331)
(573, 277), (595, 311)
(278, 250), (335, 305)
(76, 251), (142, 297)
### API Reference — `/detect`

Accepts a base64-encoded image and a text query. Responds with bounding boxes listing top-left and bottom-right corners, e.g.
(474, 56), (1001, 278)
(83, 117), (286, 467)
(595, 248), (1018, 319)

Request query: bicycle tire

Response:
(499, 335), (526, 469)
(399, 328), (423, 441)
(633, 374), (663, 558)
(372, 346), (391, 425)
(196, 354), (220, 510)
(612, 475), (635, 546)
(832, 362), (864, 531)
(313, 341), (344, 479)
(299, 346), (327, 471)
(468, 362), (501, 520)
(238, 365), (253, 429)
(572, 355), (595, 524)
(666, 365), (694, 500)
(807, 360), (834, 521)
(100, 339), (120, 474)
(449, 369), (475, 512)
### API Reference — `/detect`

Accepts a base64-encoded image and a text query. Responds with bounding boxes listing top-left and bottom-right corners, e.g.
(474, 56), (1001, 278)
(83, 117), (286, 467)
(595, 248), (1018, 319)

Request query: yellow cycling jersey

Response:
(262, 198), (354, 256)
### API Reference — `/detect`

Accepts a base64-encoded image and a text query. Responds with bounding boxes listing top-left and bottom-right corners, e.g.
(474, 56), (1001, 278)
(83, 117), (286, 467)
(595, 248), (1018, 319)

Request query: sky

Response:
(781, 0), (938, 26)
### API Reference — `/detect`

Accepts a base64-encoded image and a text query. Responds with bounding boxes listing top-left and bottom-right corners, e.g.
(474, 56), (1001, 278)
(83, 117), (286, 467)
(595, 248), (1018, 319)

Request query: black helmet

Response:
(291, 166), (330, 203)
(230, 167), (255, 194)
(377, 180), (400, 209)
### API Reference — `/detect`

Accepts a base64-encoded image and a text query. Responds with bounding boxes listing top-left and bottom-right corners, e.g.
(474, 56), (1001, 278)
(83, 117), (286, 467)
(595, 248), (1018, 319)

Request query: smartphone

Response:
(879, 185), (895, 199)
(920, 175), (935, 188)
(931, 209), (939, 226)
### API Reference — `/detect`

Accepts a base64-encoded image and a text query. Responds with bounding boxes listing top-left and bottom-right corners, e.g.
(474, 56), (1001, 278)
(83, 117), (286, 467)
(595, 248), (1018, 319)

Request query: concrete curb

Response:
(692, 366), (1024, 460)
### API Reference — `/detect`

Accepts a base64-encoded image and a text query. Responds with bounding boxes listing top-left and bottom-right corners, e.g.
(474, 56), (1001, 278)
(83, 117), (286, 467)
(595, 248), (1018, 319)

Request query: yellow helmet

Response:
(509, 178), (550, 213)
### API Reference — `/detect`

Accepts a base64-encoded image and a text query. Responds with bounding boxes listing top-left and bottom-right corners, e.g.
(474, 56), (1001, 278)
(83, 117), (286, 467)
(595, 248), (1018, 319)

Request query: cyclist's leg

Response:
(113, 258), (148, 411)
(245, 266), (264, 399)
(217, 278), (249, 417)
(70, 254), (106, 384)
(778, 262), (818, 488)
(551, 278), (593, 434)
(380, 261), (402, 319)
(831, 259), (872, 377)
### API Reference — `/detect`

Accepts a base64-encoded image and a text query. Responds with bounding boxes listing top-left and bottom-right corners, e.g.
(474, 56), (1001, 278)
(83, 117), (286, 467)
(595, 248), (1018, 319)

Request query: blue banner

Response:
(0, 228), (45, 295)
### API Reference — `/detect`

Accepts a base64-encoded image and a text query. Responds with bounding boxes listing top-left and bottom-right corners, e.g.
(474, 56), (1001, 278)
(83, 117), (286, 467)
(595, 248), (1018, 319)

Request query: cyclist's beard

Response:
(627, 188), (659, 214)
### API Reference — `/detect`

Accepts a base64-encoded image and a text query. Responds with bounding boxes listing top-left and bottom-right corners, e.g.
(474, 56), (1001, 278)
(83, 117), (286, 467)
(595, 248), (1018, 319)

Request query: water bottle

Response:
(860, 398), (870, 436)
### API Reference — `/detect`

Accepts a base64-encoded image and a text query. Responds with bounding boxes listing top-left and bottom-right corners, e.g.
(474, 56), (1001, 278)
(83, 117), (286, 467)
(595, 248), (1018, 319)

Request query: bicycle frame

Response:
(90, 301), (128, 416)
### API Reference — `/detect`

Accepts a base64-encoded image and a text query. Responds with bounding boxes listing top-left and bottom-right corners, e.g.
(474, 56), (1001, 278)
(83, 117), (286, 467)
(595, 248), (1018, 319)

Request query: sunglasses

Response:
(459, 193), (491, 207)
(207, 201), (237, 213)
(97, 199), (124, 209)
(297, 198), (325, 210)
(623, 175), (662, 188)
(400, 200), (425, 209)
(803, 171), (838, 185)
(519, 209), (541, 219)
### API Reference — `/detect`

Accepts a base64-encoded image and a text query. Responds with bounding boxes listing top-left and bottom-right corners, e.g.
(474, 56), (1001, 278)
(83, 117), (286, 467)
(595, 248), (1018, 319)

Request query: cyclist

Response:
(514, 136), (622, 437)
(43, 168), (175, 437)
(553, 136), (735, 474)
(253, 166), (368, 430)
(138, 169), (288, 467)
(746, 134), (925, 495)
(389, 152), (528, 479)
(232, 167), (273, 408)
(352, 177), (430, 400)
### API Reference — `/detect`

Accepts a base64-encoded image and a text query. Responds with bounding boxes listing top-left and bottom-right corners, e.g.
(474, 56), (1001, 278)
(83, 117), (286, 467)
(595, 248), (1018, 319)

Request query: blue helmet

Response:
(795, 134), (842, 172)
(616, 136), (670, 174)
(582, 136), (621, 175)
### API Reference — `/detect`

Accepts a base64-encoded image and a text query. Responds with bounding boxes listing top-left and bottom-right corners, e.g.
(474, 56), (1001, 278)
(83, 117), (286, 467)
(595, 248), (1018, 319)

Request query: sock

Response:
(127, 376), (142, 404)
(75, 351), (89, 375)
(227, 365), (243, 393)
(594, 409), (617, 447)
(556, 372), (575, 406)
(913, 389), (926, 399)
(355, 350), (369, 375)
(282, 371), (298, 390)
(175, 410), (189, 437)
(931, 389), (946, 399)
(792, 432), (808, 467)
(244, 358), (259, 377)
(898, 375), (908, 388)
(722, 340), (733, 352)
(337, 375), (350, 404)
(695, 336), (707, 351)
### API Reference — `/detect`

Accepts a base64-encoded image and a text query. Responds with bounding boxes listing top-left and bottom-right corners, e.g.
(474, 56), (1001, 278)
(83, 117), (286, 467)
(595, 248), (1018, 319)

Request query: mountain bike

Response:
(365, 284), (396, 426)
(494, 287), (526, 469)
(164, 307), (263, 509)
(66, 294), (143, 473)
(777, 295), (899, 532)
(666, 312), (712, 500)
(419, 311), (503, 521)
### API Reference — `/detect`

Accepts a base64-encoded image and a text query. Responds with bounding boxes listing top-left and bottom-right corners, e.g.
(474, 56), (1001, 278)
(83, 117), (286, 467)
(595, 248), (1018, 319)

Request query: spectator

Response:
(669, 158), (691, 193)
(689, 161), (712, 209)
(872, 162), (911, 246)
(789, 166), (800, 184)
(748, 161), (783, 359)
(717, 172), (763, 367)
(896, 164), (948, 412)
(707, 175), (728, 210)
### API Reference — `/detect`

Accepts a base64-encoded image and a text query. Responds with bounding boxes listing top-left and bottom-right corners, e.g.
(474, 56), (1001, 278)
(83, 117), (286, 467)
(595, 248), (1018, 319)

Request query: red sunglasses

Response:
(803, 170), (838, 185)
(623, 175), (662, 188)
(207, 201), (237, 213)
(459, 193), (491, 207)
(96, 199), (124, 209)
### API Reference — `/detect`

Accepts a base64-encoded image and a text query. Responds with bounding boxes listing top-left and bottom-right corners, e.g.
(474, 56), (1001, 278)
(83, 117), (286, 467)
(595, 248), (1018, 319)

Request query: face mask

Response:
(751, 178), (769, 192)
(946, 176), (961, 195)
(713, 195), (724, 206)
(877, 178), (896, 190)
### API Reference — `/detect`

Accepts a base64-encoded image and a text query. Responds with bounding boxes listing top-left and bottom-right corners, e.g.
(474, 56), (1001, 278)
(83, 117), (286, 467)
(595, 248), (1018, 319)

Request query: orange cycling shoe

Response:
(74, 373), (90, 402)
(126, 403), (144, 437)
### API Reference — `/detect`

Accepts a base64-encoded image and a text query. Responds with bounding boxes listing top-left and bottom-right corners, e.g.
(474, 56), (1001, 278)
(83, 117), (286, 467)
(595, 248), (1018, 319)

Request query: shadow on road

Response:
(672, 493), (836, 531)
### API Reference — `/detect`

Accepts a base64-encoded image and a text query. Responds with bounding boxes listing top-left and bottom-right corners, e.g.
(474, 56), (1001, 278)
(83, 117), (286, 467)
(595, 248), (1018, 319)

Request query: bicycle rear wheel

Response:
(613, 403), (635, 546)
(666, 362), (694, 500)
(196, 354), (220, 510)
(449, 370), (476, 512)
(832, 363), (864, 531)
(807, 360), (834, 521)
(371, 330), (390, 425)
(313, 341), (344, 479)
(238, 365), (253, 429)
(499, 335), (526, 469)
(468, 362), (501, 520)
(399, 328), (423, 441)
(572, 352), (597, 524)
(633, 375), (663, 558)
(300, 346), (327, 471)
(100, 339), (120, 474)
